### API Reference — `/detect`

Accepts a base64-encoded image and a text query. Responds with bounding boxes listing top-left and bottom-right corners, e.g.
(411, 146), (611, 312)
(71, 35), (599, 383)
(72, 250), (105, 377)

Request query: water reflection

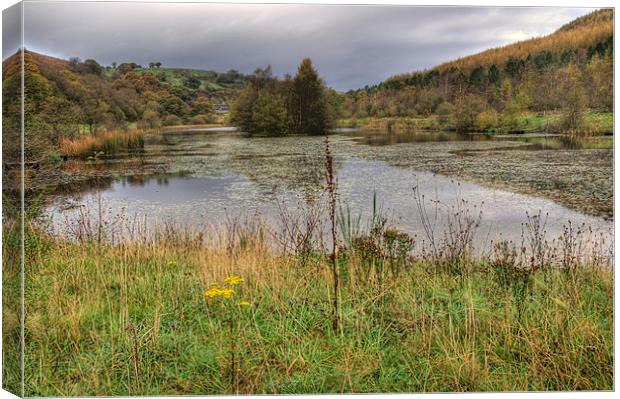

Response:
(343, 129), (612, 151)
(48, 156), (613, 251)
(48, 128), (613, 245)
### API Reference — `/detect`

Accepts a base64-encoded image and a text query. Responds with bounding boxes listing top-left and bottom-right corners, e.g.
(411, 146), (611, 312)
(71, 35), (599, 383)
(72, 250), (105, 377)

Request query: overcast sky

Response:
(3, 2), (596, 90)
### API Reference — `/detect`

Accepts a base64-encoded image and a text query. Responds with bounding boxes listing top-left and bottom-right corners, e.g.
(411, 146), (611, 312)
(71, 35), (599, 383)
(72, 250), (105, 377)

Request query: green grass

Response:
(4, 222), (612, 395)
(584, 111), (614, 133)
(491, 112), (612, 134)
(104, 66), (244, 92)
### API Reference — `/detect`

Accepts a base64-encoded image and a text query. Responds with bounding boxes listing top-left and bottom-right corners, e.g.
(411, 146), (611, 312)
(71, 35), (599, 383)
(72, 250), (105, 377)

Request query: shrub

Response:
(453, 94), (486, 132)
(139, 109), (161, 129)
(189, 115), (210, 125)
(436, 101), (455, 128)
(163, 114), (183, 126)
(475, 108), (500, 131)
(251, 92), (290, 136)
(556, 86), (588, 134)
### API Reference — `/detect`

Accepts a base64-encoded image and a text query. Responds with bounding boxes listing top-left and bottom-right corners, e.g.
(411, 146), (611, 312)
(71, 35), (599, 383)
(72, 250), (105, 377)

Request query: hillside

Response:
(433, 8), (611, 74)
(384, 8), (612, 87)
(2, 50), (247, 163)
(341, 9), (613, 131)
(103, 63), (246, 111)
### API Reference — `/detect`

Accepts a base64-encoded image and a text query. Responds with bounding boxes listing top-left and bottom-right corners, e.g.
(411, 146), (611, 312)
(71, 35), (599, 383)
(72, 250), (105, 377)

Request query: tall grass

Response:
(59, 129), (145, 159)
(10, 190), (613, 395)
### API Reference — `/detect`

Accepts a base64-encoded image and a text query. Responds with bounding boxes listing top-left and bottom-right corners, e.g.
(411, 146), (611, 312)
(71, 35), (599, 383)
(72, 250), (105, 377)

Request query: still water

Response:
(47, 129), (613, 249)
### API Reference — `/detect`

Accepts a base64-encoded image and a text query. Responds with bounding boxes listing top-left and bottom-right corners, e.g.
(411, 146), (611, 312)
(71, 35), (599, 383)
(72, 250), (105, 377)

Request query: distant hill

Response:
(2, 49), (246, 126)
(386, 8), (613, 86)
(342, 9), (613, 121)
(103, 63), (246, 110)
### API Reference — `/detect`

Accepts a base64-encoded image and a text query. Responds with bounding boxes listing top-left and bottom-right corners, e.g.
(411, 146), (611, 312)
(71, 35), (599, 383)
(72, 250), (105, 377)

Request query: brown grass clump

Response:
(59, 129), (145, 159)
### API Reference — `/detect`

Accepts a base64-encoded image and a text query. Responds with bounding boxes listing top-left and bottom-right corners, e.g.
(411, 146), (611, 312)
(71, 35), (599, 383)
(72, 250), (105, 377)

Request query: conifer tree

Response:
(292, 58), (330, 134)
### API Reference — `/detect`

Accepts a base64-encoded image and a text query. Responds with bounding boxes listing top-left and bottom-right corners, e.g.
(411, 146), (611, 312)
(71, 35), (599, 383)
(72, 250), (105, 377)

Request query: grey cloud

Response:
(16, 2), (596, 90)
(2, 2), (22, 60)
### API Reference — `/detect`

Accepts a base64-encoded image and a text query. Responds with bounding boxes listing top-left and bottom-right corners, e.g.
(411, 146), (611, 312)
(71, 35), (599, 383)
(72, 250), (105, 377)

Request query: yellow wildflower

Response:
(238, 300), (251, 307)
(220, 288), (235, 299)
(225, 276), (244, 285)
(168, 260), (177, 268)
(204, 288), (221, 299)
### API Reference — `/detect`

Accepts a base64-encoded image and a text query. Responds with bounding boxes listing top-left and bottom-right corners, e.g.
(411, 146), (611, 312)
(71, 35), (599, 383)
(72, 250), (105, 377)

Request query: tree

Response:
(488, 64), (501, 85)
(453, 94), (486, 132)
(324, 88), (345, 122)
(117, 62), (136, 74)
(248, 66), (275, 92)
(160, 94), (189, 117)
(557, 82), (587, 133)
(230, 86), (258, 133)
(184, 76), (201, 90)
(140, 109), (161, 129)
(502, 90), (530, 131)
(40, 96), (81, 142)
(586, 52), (612, 111)
(468, 66), (485, 88)
(251, 92), (290, 136)
(436, 101), (455, 128)
(83, 59), (103, 75)
(82, 99), (109, 133)
(191, 97), (213, 116)
(475, 108), (500, 131)
(292, 58), (330, 134)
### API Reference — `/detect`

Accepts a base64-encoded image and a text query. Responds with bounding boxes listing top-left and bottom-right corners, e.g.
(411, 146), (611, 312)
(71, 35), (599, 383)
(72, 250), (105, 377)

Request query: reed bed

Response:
(59, 129), (145, 159)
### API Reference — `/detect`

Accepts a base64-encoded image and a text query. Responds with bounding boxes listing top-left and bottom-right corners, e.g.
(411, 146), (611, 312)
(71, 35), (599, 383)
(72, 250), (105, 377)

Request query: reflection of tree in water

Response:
(352, 130), (493, 146)
(122, 175), (171, 187)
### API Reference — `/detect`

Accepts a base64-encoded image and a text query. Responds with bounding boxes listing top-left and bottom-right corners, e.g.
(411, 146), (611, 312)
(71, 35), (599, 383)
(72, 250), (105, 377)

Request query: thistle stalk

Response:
(324, 134), (340, 331)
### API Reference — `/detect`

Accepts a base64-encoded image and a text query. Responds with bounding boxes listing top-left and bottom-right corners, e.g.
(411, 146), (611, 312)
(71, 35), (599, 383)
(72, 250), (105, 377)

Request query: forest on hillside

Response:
(1, 50), (246, 163)
(340, 9), (613, 132)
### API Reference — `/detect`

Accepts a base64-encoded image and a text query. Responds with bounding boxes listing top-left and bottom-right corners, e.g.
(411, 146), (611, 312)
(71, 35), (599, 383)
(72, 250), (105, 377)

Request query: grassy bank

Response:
(3, 212), (612, 395)
(337, 111), (613, 135)
(59, 129), (145, 159)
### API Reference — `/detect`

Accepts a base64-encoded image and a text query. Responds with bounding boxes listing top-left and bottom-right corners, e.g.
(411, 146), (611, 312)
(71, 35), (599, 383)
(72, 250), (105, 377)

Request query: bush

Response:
(475, 108), (500, 131)
(436, 101), (455, 128)
(251, 92), (290, 136)
(556, 86), (588, 134)
(139, 109), (161, 129)
(453, 94), (486, 132)
(189, 115), (210, 125)
(163, 114), (182, 126)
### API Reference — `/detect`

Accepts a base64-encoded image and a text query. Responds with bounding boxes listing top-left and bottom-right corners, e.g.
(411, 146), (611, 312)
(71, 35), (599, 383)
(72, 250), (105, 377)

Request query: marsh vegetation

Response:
(3, 174), (613, 395)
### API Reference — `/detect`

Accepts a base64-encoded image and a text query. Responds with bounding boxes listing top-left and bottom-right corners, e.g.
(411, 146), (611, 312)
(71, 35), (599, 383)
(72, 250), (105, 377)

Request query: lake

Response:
(46, 128), (613, 253)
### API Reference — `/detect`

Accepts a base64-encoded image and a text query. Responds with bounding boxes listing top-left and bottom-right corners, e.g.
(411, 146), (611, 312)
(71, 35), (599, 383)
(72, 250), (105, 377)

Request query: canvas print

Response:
(1, 1), (614, 396)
